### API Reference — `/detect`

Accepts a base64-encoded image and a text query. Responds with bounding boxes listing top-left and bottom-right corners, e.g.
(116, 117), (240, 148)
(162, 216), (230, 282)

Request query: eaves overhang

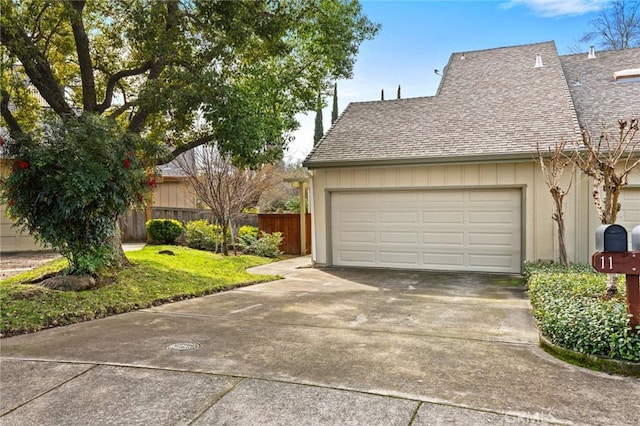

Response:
(303, 152), (541, 170)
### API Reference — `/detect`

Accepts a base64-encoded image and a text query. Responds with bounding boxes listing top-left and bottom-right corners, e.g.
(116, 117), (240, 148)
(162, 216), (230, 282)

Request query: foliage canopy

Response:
(1, 0), (379, 165)
(0, 0), (378, 273)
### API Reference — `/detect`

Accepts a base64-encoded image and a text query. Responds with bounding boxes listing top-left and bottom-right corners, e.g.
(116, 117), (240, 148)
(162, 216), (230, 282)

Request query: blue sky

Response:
(285, 0), (608, 163)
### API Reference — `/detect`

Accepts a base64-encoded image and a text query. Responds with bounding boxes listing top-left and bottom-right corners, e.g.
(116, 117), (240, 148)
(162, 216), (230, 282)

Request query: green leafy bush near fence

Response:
(525, 262), (640, 362)
(238, 231), (283, 258)
(185, 220), (224, 251)
(238, 225), (259, 239)
(146, 219), (184, 244)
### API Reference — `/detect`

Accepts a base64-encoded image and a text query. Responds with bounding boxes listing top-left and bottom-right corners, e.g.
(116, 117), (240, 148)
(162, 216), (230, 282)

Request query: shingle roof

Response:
(560, 47), (640, 134)
(303, 41), (584, 168)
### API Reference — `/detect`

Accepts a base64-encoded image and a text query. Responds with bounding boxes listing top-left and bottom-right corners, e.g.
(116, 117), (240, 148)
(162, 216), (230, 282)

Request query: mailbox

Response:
(595, 224), (628, 252)
(633, 225), (640, 252)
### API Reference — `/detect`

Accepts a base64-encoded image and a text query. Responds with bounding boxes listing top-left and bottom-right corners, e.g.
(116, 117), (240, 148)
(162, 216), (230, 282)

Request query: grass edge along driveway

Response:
(0, 245), (278, 337)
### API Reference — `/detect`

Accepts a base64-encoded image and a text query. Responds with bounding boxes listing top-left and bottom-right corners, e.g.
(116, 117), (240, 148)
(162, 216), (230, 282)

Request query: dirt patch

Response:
(1, 252), (62, 280)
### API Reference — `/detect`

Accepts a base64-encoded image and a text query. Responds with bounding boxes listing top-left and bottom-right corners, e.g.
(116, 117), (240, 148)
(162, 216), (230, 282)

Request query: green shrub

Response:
(285, 196), (301, 213)
(526, 263), (640, 362)
(238, 231), (283, 258)
(284, 196), (309, 213)
(185, 220), (224, 251)
(522, 261), (594, 282)
(238, 225), (259, 239)
(1, 114), (157, 274)
(146, 219), (184, 244)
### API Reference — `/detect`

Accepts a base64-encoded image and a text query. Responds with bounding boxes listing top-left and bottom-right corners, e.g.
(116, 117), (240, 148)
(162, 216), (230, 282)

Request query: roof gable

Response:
(304, 41), (582, 168)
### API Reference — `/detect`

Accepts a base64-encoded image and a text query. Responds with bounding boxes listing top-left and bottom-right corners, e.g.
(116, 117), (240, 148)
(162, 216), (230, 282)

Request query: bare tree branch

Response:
(536, 139), (575, 267)
(175, 146), (278, 255)
(581, 1), (640, 49)
(572, 117), (640, 297)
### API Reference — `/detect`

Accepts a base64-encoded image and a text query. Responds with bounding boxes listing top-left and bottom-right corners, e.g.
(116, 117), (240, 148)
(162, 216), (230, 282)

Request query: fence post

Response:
(284, 177), (310, 256)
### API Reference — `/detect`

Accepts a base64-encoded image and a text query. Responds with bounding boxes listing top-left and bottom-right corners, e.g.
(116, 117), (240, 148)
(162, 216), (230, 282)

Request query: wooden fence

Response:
(258, 213), (311, 255)
(119, 208), (258, 242)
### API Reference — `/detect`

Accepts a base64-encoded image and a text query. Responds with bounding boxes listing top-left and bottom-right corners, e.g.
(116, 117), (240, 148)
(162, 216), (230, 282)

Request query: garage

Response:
(330, 188), (522, 273)
(619, 187), (640, 247)
(0, 205), (43, 253)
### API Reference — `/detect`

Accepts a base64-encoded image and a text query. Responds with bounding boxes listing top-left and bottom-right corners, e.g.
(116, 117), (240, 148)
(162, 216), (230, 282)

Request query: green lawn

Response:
(0, 245), (277, 337)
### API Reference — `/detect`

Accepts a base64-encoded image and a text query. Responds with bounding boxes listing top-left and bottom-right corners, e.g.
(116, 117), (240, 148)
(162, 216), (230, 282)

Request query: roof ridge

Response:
(348, 95), (437, 106)
(451, 40), (556, 56)
(561, 45), (640, 58)
(557, 57), (584, 138)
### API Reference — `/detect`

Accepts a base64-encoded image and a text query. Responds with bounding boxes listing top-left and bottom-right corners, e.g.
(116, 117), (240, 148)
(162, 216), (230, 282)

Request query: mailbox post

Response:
(592, 224), (640, 333)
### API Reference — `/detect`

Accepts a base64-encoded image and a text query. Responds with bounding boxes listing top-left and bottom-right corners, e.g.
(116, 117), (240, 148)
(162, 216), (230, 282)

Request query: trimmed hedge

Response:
(146, 219), (184, 244)
(525, 262), (640, 363)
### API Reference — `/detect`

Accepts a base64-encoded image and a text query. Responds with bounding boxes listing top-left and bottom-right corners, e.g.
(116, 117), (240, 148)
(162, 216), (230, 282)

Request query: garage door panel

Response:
(422, 252), (466, 266)
(380, 231), (419, 244)
(338, 231), (375, 243)
(469, 211), (516, 224)
(422, 191), (465, 202)
(332, 188), (522, 273)
(380, 251), (420, 265)
(619, 189), (640, 223)
(468, 232), (515, 247)
(468, 254), (516, 269)
(340, 193), (376, 205)
(619, 188), (640, 248)
(338, 250), (376, 264)
(423, 232), (464, 245)
(379, 192), (418, 203)
(422, 212), (464, 224)
(468, 190), (515, 202)
(380, 211), (418, 224)
(339, 211), (375, 224)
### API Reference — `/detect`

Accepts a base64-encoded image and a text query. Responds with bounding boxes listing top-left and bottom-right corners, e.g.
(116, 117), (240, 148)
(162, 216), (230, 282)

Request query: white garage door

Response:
(1, 205), (43, 252)
(619, 188), (640, 248)
(331, 188), (522, 273)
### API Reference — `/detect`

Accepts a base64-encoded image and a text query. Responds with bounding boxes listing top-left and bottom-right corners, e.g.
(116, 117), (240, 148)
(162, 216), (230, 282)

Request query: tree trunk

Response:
(556, 216), (568, 268)
(229, 219), (237, 256)
(221, 220), (229, 256)
(552, 196), (569, 268)
(606, 274), (619, 299)
(110, 220), (131, 269)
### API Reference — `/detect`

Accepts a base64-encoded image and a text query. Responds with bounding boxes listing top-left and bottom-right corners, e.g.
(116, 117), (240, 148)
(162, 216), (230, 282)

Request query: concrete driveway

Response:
(1, 256), (638, 425)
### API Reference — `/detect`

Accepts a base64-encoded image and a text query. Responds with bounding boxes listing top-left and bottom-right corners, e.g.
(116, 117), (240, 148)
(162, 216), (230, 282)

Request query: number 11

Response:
(600, 256), (613, 270)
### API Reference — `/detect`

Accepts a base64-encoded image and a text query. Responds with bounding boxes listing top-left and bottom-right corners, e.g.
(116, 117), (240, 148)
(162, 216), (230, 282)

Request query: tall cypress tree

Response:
(397, 85), (401, 99)
(313, 94), (324, 145)
(331, 83), (338, 124)
(381, 89), (384, 100)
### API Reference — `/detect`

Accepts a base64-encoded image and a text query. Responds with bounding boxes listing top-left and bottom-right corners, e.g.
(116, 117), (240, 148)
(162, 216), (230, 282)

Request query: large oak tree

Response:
(0, 0), (378, 274)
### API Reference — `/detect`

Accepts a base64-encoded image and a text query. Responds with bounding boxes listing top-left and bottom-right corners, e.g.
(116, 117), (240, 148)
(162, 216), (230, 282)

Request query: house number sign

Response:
(591, 251), (640, 274)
